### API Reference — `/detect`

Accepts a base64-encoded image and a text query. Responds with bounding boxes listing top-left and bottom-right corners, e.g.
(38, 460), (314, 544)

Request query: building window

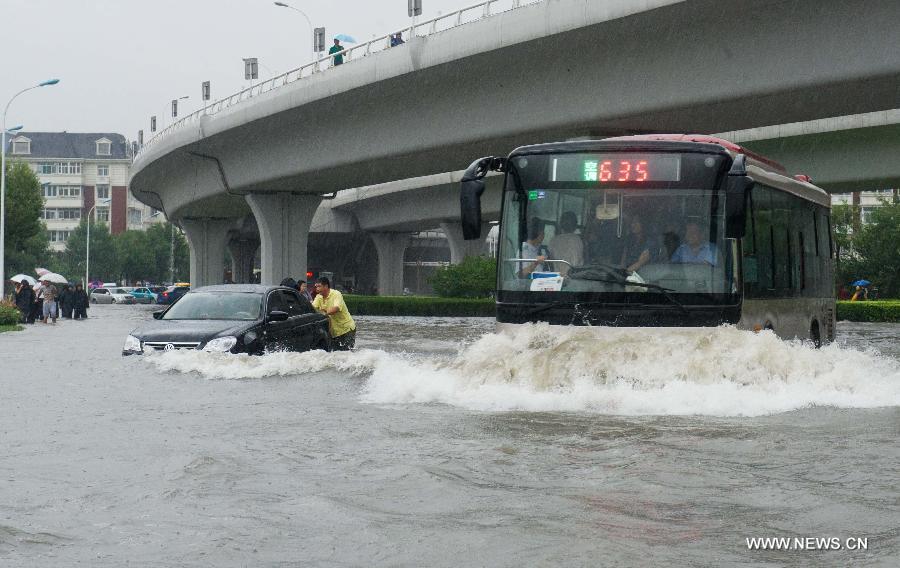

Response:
(41, 208), (57, 220)
(42, 185), (58, 198)
(96, 208), (110, 222)
(12, 138), (30, 154)
(96, 184), (110, 200)
(96, 140), (111, 156)
(60, 208), (81, 220)
(97, 164), (109, 177)
(48, 230), (72, 243)
(38, 163), (56, 175)
(57, 185), (81, 198)
(128, 208), (143, 226)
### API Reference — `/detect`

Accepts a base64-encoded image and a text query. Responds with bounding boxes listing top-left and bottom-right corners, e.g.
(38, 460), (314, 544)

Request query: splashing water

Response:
(144, 324), (900, 417)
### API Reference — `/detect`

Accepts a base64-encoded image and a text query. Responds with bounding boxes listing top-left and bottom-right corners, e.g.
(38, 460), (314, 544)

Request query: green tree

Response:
(114, 230), (153, 283)
(142, 223), (189, 283)
(60, 220), (118, 283)
(850, 200), (900, 297)
(3, 160), (48, 275)
(429, 255), (496, 298)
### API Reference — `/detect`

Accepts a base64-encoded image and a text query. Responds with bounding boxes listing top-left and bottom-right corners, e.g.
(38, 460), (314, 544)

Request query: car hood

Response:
(130, 319), (256, 343)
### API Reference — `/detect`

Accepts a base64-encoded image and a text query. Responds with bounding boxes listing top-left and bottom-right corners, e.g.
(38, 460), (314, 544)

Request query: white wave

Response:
(143, 324), (900, 416)
(360, 324), (900, 416)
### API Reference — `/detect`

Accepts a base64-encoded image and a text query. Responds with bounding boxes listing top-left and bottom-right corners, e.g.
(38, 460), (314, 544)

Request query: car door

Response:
(280, 290), (327, 351)
(263, 291), (295, 352)
(92, 288), (111, 303)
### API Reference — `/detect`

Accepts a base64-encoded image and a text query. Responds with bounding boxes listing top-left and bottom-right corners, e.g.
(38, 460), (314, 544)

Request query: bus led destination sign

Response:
(550, 154), (682, 183)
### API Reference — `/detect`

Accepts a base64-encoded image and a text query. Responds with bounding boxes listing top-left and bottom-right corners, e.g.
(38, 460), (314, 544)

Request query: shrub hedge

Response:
(344, 295), (495, 317)
(0, 304), (22, 326)
(836, 300), (900, 323)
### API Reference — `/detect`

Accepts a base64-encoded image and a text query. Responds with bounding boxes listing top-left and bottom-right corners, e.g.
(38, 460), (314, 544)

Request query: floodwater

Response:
(1, 305), (898, 567)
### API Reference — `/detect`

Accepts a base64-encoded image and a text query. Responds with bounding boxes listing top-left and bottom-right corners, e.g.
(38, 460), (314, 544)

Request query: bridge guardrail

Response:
(134, 0), (542, 162)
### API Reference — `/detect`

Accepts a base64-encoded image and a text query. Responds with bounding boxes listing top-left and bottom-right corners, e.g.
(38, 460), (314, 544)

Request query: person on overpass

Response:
(390, 32), (405, 47)
(329, 39), (345, 66)
(312, 276), (356, 350)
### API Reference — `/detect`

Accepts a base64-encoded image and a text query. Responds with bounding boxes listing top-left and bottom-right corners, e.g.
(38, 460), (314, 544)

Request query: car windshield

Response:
(162, 292), (262, 320)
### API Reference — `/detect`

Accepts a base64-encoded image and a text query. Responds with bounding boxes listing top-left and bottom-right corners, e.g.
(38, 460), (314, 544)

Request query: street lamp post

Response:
(85, 199), (111, 288)
(274, 2), (316, 62)
(1, 78), (60, 293)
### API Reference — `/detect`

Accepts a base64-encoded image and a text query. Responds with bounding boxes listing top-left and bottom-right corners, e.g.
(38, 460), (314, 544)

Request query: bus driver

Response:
(670, 221), (718, 265)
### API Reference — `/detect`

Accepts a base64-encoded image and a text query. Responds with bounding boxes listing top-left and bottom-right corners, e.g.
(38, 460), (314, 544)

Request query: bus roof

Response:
(602, 134), (789, 175)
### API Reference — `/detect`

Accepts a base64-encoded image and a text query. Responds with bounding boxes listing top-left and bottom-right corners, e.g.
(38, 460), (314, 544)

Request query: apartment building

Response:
(6, 132), (158, 250)
(831, 189), (899, 224)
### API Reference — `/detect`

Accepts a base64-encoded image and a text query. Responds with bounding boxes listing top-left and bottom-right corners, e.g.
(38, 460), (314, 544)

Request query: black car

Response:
(124, 285), (330, 355)
(156, 285), (191, 304)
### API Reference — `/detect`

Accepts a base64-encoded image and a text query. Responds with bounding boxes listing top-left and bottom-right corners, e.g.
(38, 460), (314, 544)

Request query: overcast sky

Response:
(2, 0), (489, 142)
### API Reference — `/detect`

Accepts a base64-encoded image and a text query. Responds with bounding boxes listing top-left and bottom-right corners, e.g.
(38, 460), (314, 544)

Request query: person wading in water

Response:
(311, 276), (356, 350)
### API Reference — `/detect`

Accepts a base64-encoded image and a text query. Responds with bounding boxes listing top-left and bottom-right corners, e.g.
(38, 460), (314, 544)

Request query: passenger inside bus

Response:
(620, 216), (654, 274)
(519, 217), (550, 277)
(548, 211), (583, 275)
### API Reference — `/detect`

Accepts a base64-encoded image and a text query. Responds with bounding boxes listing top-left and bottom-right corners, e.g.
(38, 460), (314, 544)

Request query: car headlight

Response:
(202, 336), (238, 353)
(122, 334), (142, 354)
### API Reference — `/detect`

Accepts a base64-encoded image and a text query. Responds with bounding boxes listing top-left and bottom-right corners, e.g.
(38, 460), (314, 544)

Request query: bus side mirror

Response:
(460, 157), (493, 240)
(725, 175), (753, 239)
(725, 155), (754, 239)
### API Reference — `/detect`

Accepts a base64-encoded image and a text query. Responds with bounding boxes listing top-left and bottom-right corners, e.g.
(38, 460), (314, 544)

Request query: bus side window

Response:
(753, 186), (775, 292)
(742, 191), (759, 289)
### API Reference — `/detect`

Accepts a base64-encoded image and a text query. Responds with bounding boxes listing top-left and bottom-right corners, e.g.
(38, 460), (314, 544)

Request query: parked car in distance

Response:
(90, 287), (137, 304)
(156, 285), (191, 305)
(130, 287), (158, 304)
(123, 284), (330, 355)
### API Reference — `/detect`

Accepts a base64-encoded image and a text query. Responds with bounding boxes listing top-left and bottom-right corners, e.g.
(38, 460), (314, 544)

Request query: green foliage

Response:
(0, 304), (21, 326)
(0, 324), (24, 333)
(836, 300), (900, 323)
(344, 295), (495, 317)
(3, 160), (49, 275)
(428, 256), (496, 298)
(47, 221), (189, 284)
(834, 200), (900, 297)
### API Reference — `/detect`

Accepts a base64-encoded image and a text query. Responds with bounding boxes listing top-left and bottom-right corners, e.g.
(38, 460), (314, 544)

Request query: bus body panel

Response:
(739, 297), (836, 342)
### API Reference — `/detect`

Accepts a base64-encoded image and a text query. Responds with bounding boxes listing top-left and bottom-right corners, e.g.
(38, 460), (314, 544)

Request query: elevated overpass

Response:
(129, 0), (900, 287)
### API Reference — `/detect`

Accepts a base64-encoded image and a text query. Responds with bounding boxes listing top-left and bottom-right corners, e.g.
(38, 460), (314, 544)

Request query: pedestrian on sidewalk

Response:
(14, 280), (35, 324)
(312, 276), (356, 350)
(38, 279), (59, 324)
(72, 283), (90, 319)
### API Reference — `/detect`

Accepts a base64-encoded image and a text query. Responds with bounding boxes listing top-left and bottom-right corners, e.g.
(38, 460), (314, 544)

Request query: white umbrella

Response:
(9, 274), (37, 285)
(37, 272), (68, 284)
(35, 267), (50, 277)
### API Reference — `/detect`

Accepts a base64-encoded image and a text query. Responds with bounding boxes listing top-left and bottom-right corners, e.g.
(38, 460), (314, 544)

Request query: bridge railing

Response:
(135, 0), (543, 161)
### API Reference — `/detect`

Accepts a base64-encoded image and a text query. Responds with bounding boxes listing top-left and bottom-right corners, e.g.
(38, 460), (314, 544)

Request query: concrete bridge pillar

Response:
(371, 232), (409, 296)
(228, 238), (260, 283)
(180, 218), (235, 287)
(440, 221), (490, 264)
(246, 193), (322, 285)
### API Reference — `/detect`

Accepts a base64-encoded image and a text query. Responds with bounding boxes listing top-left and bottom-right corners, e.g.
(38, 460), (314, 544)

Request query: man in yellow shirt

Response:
(311, 277), (356, 350)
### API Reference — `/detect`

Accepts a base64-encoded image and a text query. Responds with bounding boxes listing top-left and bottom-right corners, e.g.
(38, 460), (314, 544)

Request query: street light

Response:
(1, 78), (60, 293)
(85, 198), (111, 287)
(273, 1), (316, 62)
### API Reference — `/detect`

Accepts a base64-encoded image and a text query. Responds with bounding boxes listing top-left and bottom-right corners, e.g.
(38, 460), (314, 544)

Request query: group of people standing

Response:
(13, 280), (89, 325)
(280, 276), (356, 351)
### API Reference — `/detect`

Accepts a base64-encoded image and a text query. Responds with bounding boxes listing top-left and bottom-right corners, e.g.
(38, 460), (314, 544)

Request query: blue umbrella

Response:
(851, 279), (871, 287)
(334, 34), (357, 43)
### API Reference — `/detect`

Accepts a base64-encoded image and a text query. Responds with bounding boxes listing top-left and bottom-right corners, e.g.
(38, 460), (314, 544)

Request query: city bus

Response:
(459, 135), (835, 345)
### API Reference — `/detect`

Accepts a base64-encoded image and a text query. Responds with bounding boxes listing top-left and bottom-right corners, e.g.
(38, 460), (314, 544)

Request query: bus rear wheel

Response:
(810, 320), (822, 349)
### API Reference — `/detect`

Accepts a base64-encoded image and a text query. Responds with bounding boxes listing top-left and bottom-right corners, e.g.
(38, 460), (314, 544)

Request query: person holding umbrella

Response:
(329, 38), (346, 66)
(14, 278), (36, 324)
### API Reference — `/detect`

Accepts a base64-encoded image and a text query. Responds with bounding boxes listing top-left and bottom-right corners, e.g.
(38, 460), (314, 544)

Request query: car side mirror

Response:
(152, 310), (164, 320)
(460, 156), (504, 240)
(725, 155), (754, 239)
(268, 310), (289, 322)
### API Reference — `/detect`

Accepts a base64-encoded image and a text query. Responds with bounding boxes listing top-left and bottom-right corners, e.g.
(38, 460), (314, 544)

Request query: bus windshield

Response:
(498, 157), (738, 298)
